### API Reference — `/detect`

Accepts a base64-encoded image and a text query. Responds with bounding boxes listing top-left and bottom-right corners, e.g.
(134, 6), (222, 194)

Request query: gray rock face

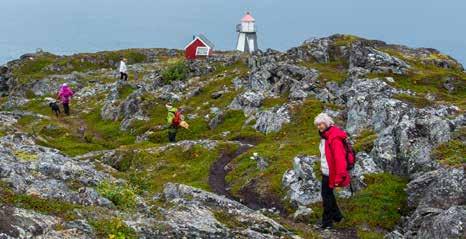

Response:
(0, 206), (61, 239)
(406, 168), (464, 210)
(254, 105), (291, 134)
(415, 206), (466, 239)
(344, 78), (458, 176)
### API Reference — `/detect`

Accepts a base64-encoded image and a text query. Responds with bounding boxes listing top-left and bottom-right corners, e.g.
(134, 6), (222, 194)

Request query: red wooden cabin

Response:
(184, 34), (215, 60)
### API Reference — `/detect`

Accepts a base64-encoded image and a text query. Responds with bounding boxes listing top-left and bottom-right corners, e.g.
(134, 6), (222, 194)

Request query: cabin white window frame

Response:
(195, 46), (210, 56)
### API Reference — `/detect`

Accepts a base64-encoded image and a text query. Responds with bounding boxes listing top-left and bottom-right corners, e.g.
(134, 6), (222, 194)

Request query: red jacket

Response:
(321, 126), (351, 188)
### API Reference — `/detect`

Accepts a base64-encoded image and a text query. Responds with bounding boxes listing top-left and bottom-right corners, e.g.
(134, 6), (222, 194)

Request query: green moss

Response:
(353, 129), (377, 153)
(90, 217), (137, 239)
(393, 93), (431, 108)
(0, 181), (80, 221)
(212, 211), (247, 229)
(96, 181), (137, 210)
(13, 150), (38, 161)
(432, 139), (466, 167)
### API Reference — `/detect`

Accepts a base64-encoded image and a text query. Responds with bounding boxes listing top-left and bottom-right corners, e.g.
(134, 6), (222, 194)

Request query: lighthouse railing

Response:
(236, 24), (256, 33)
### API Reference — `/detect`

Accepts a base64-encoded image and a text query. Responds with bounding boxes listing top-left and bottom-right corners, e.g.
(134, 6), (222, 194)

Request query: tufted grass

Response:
(353, 128), (377, 153)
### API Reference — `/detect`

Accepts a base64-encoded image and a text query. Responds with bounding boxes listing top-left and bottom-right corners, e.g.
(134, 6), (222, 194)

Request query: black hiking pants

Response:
(63, 103), (70, 115)
(321, 175), (343, 226)
(120, 72), (128, 81)
(168, 126), (177, 142)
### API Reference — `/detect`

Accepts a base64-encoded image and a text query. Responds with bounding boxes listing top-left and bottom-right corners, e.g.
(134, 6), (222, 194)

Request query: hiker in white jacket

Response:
(119, 58), (128, 81)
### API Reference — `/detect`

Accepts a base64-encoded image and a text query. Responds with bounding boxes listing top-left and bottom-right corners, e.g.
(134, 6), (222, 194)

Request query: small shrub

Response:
(90, 217), (137, 239)
(161, 61), (188, 83)
(96, 181), (137, 210)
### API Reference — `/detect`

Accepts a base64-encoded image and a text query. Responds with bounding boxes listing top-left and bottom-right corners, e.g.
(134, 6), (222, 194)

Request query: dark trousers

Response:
(63, 103), (70, 115)
(120, 72), (128, 81)
(321, 175), (342, 225)
(168, 126), (177, 142)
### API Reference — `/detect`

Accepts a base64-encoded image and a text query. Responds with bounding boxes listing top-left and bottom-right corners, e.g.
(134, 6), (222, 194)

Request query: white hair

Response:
(62, 83), (68, 87)
(314, 112), (334, 127)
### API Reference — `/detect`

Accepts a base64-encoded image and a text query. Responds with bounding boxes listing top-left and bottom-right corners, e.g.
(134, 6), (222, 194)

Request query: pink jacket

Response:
(58, 86), (74, 104)
(321, 126), (351, 188)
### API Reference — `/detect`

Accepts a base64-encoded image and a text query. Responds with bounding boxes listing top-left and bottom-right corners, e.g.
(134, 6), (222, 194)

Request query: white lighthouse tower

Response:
(236, 12), (258, 53)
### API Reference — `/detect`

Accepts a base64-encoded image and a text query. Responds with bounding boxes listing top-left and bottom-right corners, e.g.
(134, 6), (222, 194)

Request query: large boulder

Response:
(282, 156), (321, 206)
(254, 105), (291, 134)
(387, 168), (465, 238)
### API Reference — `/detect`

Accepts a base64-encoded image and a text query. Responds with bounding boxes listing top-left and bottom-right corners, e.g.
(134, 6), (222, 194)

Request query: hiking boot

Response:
(333, 215), (344, 223)
(321, 222), (333, 230)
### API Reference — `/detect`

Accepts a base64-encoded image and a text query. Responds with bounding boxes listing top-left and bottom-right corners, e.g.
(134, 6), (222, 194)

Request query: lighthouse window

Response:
(196, 47), (209, 56)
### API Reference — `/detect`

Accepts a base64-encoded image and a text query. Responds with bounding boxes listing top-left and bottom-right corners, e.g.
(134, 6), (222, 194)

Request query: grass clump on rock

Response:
(96, 181), (137, 210)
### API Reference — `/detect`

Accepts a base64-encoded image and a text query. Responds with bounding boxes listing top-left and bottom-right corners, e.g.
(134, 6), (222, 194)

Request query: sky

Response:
(1, 0), (465, 65)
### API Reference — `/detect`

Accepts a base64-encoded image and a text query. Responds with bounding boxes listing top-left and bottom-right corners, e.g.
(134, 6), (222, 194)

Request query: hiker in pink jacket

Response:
(57, 83), (74, 115)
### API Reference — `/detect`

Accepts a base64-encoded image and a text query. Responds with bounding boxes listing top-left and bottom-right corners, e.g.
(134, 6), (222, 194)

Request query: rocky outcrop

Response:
(387, 168), (465, 238)
(159, 183), (295, 238)
(348, 41), (410, 74)
(344, 78), (460, 176)
(0, 134), (114, 207)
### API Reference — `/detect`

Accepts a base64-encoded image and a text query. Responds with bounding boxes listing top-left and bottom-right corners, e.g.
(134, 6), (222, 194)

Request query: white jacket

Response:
(119, 61), (127, 73)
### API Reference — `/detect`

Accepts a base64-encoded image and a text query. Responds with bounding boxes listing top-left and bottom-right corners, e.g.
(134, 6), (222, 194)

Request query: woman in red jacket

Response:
(314, 112), (351, 229)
